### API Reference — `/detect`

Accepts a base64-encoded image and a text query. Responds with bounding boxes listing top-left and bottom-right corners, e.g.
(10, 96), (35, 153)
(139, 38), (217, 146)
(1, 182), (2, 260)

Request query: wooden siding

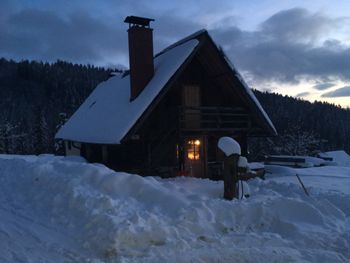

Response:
(179, 106), (251, 132)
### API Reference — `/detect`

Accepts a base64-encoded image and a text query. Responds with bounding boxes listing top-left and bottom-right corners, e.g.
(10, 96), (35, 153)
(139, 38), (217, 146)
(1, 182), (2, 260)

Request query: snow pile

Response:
(324, 150), (350, 167)
(238, 156), (248, 167)
(266, 155), (327, 168)
(248, 162), (264, 170)
(303, 156), (328, 167)
(1, 155), (350, 262)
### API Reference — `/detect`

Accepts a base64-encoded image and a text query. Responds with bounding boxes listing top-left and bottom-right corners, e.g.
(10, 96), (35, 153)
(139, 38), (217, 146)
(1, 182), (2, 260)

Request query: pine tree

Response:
(40, 111), (51, 153)
(54, 112), (67, 155)
(32, 108), (51, 154)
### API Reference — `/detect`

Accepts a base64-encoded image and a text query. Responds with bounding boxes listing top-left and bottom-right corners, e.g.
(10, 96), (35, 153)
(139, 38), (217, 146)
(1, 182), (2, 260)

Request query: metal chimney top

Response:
(124, 16), (155, 28)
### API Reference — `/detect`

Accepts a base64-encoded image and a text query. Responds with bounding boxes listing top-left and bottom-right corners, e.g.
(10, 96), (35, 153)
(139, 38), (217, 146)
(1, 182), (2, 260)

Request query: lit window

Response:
(187, 139), (201, 160)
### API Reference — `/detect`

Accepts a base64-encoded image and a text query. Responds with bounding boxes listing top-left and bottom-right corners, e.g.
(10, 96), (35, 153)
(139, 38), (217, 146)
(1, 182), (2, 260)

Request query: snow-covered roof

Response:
(56, 39), (199, 143)
(56, 29), (277, 144)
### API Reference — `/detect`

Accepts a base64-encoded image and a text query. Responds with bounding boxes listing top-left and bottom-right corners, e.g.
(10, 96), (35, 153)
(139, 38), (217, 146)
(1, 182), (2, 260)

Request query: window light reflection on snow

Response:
(187, 139), (200, 160)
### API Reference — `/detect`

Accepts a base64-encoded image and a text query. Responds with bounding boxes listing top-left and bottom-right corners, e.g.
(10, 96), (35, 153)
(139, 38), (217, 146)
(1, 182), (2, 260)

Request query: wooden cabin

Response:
(56, 16), (277, 179)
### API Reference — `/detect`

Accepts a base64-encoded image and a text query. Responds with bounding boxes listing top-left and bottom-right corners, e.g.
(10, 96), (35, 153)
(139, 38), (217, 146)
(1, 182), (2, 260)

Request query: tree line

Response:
(249, 90), (350, 160)
(0, 57), (349, 159)
(0, 58), (112, 154)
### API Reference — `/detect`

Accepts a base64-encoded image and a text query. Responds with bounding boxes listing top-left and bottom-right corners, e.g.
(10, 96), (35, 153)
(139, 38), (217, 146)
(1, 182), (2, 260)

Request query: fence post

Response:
(223, 153), (239, 200)
(218, 136), (241, 200)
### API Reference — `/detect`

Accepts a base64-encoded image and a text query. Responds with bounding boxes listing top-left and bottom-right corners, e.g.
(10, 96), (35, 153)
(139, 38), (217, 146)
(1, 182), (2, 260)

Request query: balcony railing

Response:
(179, 106), (250, 132)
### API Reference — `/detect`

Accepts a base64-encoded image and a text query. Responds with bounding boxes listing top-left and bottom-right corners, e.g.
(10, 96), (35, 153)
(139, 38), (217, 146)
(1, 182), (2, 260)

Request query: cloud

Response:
(1, 2), (350, 87)
(211, 8), (350, 84)
(321, 86), (350, 97)
(153, 15), (202, 51)
(296, 92), (310, 98)
(0, 8), (128, 65)
(260, 8), (340, 43)
(0, 4), (202, 67)
(312, 83), (335, 90)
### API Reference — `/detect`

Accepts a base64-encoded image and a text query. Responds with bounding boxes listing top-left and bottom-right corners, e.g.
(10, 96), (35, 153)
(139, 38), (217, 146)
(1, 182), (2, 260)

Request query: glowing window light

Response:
(187, 139), (200, 160)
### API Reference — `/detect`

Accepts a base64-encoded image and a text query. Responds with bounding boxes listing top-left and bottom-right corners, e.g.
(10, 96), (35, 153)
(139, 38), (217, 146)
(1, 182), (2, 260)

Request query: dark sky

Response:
(1, 0), (350, 107)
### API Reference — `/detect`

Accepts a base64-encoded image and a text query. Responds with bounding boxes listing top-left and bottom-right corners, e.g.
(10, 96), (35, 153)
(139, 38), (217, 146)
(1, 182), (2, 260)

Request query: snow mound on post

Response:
(218, 137), (241, 156)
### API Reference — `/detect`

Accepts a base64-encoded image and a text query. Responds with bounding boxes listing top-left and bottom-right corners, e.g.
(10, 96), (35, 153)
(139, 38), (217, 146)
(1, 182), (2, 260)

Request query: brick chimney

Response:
(124, 16), (155, 101)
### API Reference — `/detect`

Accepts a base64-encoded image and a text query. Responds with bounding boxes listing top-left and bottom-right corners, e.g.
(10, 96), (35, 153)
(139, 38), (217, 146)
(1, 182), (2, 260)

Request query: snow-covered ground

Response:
(1, 153), (350, 262)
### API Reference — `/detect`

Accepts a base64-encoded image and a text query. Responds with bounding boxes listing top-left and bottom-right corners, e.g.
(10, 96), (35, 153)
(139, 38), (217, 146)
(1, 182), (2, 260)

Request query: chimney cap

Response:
(124, 16), (155, 28)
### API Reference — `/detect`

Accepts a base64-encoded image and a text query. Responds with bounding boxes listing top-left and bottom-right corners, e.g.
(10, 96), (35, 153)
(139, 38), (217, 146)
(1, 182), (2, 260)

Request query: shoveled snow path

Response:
(0, 155), (350, 262)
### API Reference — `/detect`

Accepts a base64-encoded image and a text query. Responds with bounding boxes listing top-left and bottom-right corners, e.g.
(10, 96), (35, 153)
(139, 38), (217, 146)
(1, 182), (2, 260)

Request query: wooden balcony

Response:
(179, 106), (251, 132)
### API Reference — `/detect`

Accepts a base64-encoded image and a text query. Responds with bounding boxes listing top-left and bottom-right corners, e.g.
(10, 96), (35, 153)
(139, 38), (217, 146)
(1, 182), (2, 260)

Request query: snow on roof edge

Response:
(156, 29), (206, 57)
(234, 72), (277, 135)
(220, 49), (277, 135)
(200, 31), (276, 135)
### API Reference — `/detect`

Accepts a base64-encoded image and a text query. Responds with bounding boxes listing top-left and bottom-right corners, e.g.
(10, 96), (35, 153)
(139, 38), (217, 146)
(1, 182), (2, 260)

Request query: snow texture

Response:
(268, 155), (328, 167)
(238, 181), (250, 198)
(238, 156), (248, 167)
(56, 39), (199, 144)
(2, 154), (349, 262)
(324, 150), (350, 167)
(248, 162), (265, 170)
(218, 136), (241, 156)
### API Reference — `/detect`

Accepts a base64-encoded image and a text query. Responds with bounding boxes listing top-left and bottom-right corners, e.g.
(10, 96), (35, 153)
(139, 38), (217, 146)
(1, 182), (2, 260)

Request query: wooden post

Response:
(223, 154), (239, 200)
(218, 136), (241, 200)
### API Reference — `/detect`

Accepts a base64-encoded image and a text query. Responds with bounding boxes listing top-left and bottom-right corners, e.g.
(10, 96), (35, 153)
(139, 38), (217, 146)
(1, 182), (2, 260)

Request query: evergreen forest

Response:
(0, 58), (349, 159)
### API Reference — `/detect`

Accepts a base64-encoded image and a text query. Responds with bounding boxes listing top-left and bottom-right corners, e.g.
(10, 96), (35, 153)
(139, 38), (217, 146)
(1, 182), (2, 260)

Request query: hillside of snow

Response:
(1, 154), (350, 262)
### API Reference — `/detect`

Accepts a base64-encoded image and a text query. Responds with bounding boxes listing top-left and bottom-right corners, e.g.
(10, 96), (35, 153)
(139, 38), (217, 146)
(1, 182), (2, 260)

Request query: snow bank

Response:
(1, 155), (350, 262)
(325, 150), (350, 167)
(248, 162), (264, 170)
(304, 156), (327, 167)
(266, 155), (327, 168)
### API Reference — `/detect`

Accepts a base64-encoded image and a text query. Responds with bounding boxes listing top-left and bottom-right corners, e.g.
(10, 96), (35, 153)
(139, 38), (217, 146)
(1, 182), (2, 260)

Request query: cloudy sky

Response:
(2, 0), (350, 108)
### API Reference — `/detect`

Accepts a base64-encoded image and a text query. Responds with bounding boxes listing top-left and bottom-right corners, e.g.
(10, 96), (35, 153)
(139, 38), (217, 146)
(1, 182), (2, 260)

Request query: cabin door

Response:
(181, 85), (206, 177)
(184, 137), (207, 178)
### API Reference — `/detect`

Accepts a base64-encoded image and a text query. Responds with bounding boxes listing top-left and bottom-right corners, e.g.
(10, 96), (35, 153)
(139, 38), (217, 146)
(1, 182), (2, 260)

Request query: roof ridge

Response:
(155, 29), (207, 58)
(123, 29), (206, 77)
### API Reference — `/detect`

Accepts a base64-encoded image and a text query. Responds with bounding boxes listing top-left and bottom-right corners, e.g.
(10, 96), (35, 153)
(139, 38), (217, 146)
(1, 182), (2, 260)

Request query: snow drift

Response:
(1, 155), (350, 262)
(324, 150), (350, 167)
